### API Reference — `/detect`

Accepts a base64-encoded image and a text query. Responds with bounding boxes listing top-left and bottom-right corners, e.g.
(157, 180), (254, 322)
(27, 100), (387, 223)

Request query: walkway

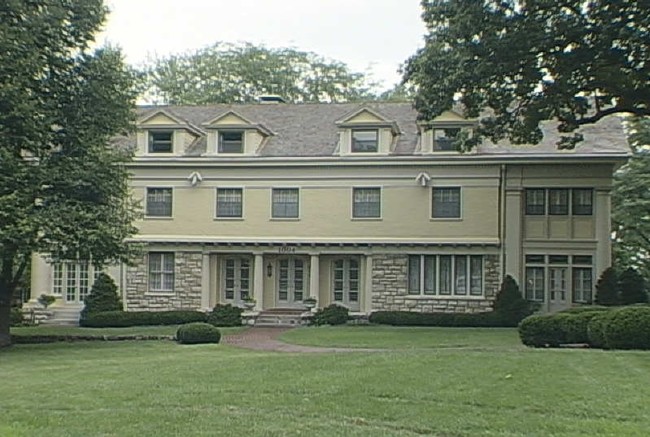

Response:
(222, 327), (379, 353)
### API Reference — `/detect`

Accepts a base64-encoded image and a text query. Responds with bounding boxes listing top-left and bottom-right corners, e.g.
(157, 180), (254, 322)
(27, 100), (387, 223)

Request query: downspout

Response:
(499, 164), (506, 280)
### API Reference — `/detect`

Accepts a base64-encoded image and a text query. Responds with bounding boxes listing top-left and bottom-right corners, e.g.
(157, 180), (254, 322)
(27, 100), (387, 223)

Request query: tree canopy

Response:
(142, 42), (377, 104)
(0, 0), (139, 345)
(404, 0), (650, 150)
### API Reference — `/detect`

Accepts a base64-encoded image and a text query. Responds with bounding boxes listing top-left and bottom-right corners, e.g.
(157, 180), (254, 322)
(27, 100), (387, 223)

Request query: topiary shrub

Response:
(595, 267), (619, 306)
(587, 311), (615, 348)
(603, 306), (650, 350)
(207, 304), (243, 327)
(518, 315), (566, 347)
(618, 268), (648, 305)
(80, 273), (122, 319)
(311, 304), (349, 326)
(492, 275), (534, 327)
(556, 311), (604, 344)
(176, 323), (221, 345)
(80, 310), (207, 327)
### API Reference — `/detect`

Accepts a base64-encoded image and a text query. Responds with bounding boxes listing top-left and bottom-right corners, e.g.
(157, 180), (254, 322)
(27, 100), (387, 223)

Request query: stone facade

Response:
(125, 251), (203, 311)
(371, 253), (501, 313)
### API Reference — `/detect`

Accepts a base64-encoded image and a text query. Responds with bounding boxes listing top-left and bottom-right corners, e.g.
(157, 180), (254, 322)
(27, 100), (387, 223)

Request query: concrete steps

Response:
(254, 308), (312, 327)
(39, 306), (82, 326)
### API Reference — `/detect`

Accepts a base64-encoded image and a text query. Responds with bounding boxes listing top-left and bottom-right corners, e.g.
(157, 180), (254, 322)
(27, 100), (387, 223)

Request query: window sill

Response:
(270, 217), (300, 221)
(214, 217), (244, 221)
(143, 216), (174, 220)
(429, 217), (463, 222)
(351, 217), (382, 221)
(146, 291), (175, 296)
(405, 295), (486, 300)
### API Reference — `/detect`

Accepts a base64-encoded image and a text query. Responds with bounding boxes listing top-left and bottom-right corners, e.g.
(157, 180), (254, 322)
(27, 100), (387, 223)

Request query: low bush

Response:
(492, 275), (534, 327)
(518, 315), (566, 347)
(587, 311), (615, 348)
(311, 304), (349, 326)
(80, 310), (207, 327)
(176, 323), (221, 345)
(556, 311), (604, 343)
(604, 306), (650, 350)
(207, 304), (243, 327)
(10, 307), (24, 327)
(368, 311), (500, 327)
(559, 306), (611, 314)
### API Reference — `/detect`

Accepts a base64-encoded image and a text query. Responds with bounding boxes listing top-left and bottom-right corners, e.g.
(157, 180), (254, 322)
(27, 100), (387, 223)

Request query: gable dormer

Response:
(201, 111), (272, 156)
(419, 110), (477, 154)
(335, 107), (401, 156)
(136, 110), (202, 157)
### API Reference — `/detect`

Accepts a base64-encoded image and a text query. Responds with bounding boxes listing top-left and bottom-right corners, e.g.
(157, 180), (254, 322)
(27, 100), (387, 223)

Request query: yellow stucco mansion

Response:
(30, 101), (629, 321)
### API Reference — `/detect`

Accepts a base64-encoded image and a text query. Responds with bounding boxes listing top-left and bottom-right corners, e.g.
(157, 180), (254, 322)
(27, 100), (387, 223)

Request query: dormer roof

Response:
(137, 109), (204, 136)
(201, 110), (274, 136)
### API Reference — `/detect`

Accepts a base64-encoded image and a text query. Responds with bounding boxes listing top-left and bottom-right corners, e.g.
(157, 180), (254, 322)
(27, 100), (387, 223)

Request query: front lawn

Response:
(1, 327), (648, 437)
(280, 325), (522, 349)
(11, 325), (246, 338)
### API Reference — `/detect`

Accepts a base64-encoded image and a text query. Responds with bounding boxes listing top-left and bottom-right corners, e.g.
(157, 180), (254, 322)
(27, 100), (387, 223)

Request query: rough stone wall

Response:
(125, 251), (203, 311)
(371, 254), (501, 313)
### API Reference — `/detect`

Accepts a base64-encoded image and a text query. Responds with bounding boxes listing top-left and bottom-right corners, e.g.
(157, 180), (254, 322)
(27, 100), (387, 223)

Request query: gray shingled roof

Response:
(131, 102), (630, 157)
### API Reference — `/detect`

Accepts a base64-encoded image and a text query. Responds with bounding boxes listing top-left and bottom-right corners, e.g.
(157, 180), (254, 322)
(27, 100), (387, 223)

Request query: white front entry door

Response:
(277, 257), (309, 307)
(332, 258), (360, 311)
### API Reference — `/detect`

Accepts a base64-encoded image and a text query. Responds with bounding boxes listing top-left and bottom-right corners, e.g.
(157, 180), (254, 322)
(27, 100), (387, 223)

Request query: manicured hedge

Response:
(587, 311), (616, 349)
(518, 315), (566, 347)
(369, 311), (501, 327)
(176, 323), (221, 345)
(80, 310), (208, 327)
(311, 304), (349, 326)
(207, 304), (243, 327)
(604, 306), (650, 350)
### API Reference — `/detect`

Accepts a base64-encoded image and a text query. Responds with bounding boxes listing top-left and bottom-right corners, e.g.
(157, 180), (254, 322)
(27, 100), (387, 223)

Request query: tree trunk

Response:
(0, 287), (12, 347)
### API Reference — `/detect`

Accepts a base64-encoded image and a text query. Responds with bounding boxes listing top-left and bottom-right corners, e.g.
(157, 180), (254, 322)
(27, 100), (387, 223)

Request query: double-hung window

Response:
(432, 187), (461, 218)
(272, 188), (299, 219)
(148, 131), (173, 153)
(351, 129), (378, 153)
(149, 252), (175, 293)
(408, 255), (483, 296)
(216, 188), (243, 218)
(352, 187), (381, 218)
(525, 188), (593, 216)
(218, 131), (244, 153)
(146, 188), (172, 217)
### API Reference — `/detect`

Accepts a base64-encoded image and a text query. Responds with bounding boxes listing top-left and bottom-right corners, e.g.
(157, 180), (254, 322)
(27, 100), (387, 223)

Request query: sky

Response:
(96, 0), (427, 92)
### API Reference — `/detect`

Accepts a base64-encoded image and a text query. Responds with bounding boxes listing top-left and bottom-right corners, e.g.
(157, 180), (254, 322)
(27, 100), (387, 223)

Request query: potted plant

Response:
(303, 296), (317, 310)
(38, 294), (57, 309)
(242, 296), (256, 310)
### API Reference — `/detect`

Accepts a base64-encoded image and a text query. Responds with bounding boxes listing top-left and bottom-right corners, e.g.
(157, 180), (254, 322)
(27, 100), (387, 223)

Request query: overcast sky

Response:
(97, 0), (427, 92)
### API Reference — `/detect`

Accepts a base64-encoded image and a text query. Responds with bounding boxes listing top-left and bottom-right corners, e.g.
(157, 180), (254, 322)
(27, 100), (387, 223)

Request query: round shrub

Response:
(557, 311), (605, 344)
(176, 323), (221, 345)
(587, 311), (615, 348)
(603, 306), (650, 350)
(311, 304), (349, 326)
(207, 304), (243, 327)
(518, 315), (566, 347)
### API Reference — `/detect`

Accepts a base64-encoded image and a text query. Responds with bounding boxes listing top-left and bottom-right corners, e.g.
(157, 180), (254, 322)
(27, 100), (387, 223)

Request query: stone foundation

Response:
(125, 251), (203, 311)
(371, 254), (501, 313)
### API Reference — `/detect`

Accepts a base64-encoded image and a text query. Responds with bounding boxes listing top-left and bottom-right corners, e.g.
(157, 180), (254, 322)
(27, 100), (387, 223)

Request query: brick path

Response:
(222, 327), (379, 353)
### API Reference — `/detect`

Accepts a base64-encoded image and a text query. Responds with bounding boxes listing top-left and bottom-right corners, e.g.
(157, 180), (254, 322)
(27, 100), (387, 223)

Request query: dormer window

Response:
(218, 131), (244, 154)
(351, 129), (378, 153)
(148, 131), (173, 153)
(434, 128), (461, 151)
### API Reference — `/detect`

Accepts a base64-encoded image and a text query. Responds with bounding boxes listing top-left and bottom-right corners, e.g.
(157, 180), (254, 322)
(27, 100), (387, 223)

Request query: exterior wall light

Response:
(267, 262), (273, 277)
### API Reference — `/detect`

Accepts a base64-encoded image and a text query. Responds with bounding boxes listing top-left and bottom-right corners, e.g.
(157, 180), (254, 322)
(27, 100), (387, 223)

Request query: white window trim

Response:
(144, 186), (174, 219)
(523, 253), (594, 304)
(524, 188), (594, 217)
(216, 129), (246, 155)
(214, 187), (245, 220)
(407, 254), (485, 298)
(351, 186), (383, 220)
(146, 130), (175, 155)
(270, 187), (301, 221)
(147, 252), (175, 295)
(430, 186), (463, 221)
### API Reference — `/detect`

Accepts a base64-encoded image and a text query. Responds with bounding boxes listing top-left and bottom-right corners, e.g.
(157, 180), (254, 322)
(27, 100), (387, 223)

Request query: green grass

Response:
(280, 325), (522, 349)
(1, 328), (649, 436)
(11, 325), (246, 337)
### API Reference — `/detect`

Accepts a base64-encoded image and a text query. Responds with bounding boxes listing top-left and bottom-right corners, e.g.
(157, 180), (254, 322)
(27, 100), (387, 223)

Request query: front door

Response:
(332, 258), (361, 311)
(277, 257), (308, 307)
(58, 262), (90, 304)
(222, 256), (251, 305)
(548, 266), (569, 312)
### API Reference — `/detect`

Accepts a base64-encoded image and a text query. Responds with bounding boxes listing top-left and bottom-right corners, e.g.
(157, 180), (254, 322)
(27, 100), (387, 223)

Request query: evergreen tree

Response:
(492, 275), (533, 326)
(80, 273), (122, 319)
(618, 268), (649, 305)
(595, 267), (620, 306)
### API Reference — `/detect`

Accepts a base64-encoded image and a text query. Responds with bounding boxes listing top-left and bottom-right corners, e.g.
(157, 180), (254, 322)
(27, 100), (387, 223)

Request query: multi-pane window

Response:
(352, 187), (381, 218)
(216, 188), (243, 218)
(148, 131), (173, 153)
(149, 252), (175, 292)
(432, 187), (461, 218)
(524, 254), (593, 303)
(408, 255), (483, 296)
(52, 261), (96, 302)
(433, 128), (460, 151)
(351, 129), (378, 153)
(525, 188), (593, 216)
(272, 188), (299, 218)
(223, 257), (251, 301)
(218, 131), (244, 153)
(146, 188), (172, 217)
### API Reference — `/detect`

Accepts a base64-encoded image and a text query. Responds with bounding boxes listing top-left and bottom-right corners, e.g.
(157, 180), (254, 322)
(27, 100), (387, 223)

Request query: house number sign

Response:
(277, 246), (297, 254)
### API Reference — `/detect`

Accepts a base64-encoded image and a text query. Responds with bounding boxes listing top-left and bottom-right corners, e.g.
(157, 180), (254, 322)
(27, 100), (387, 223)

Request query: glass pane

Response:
(219, 131), (243, 153)
(525, 267), (545, 301)
(148, 131), (173, 153)
(351, 130), (378, 153)
(146, 188), (172, 217)
(470, 256), (483, 296)
(572, 268), (593, 303)
(439, 256), (452, 295)
(353, 188), (381, 218)
(454, 256), (467, 295)
(66, 263), (77, 302)
(549, 255), (569, 264)
(525, 254), (545, 264)
(549, 267), (567, 301)
(573, 255), (593, 265)
(79, 263), (89, 301)
(272, 189), (299, 218)
(52, 263), (63, 295)
(525, 189), (546, 215)
(408, 255), (420, 294)
(424, 256), (436, 295)
(432, 188), (461, 218)
(572, 189), (593, 215)
(216, 188), (243, 217)
(549, 189), (569, 215)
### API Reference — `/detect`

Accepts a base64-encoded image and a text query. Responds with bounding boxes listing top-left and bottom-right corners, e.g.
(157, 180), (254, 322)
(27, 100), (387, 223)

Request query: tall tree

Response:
(404, 1), (650, 150)
(0, 0), (139, 346)
(612, 116), (650, 280)
(143, 42), (376, 104)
